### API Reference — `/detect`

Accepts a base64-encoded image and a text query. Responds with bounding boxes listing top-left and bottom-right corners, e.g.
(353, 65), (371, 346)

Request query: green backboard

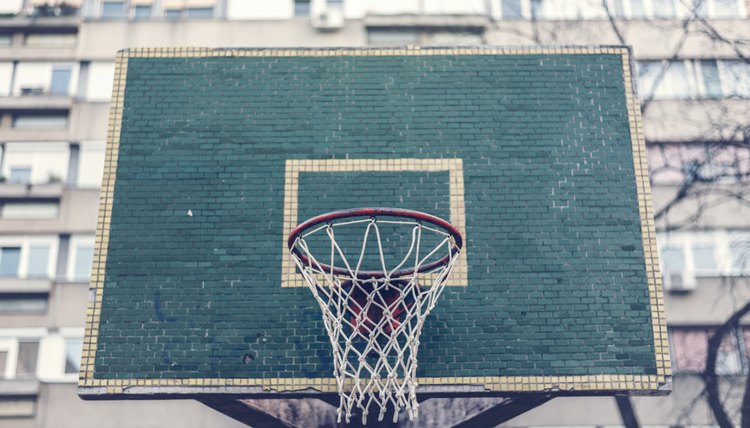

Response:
(78, 47), (670, 399)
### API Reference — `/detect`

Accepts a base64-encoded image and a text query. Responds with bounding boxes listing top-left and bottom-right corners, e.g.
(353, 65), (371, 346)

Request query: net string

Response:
(290, 217), (460, 424)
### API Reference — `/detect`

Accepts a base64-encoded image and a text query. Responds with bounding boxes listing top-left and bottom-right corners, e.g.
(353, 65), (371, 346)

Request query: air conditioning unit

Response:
(311, 8), (344, 31)
(663, 270), (697, 292)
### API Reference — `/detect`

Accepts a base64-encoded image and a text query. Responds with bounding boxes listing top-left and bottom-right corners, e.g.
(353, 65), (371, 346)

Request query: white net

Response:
(288, 212), (462, 425)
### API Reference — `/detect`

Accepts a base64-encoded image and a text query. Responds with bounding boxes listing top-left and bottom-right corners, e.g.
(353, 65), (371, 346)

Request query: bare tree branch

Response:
(703, 302), (750, 427)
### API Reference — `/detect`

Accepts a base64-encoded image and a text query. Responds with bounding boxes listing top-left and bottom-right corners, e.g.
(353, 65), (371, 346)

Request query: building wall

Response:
(0, 0), (748, 426)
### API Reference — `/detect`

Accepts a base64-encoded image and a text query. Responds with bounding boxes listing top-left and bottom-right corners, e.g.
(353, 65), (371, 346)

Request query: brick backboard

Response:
(79, 47), (670, 397)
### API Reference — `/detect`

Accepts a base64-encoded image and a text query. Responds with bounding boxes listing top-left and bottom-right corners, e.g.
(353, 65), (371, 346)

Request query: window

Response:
(24, 33), (77, 48)
(186, 7), (213, 19)
(64, 338), (82, 374)
(719, 61), (750, 98)
(9, 167), (32, 184)
(671, 327), (743, 375)
(646, 61), (693, 99)
(0, 295), (46, 314)
(629, 0), (646, 17)
(13, 113), (69, 130)
(692, 242), (717, 273)
(529, 0), (545, 18)
(2, 143), (70, 185)
(0, 247), (21, 277)
(652, 0), (676, 17)
(73, 247), (93, 281)
(0, 334), (44, 382)
(714, 0), (740, 16)
(0, 34), (12, 47)
(658, 231), (750, 290)
(26, 246), (51, 278)
(637, 59), (750, 100)
(494, 0), (746, 21)
(133, 5), (152, 19)
(0, 349), (7, 377)
(294, 0), (311, 16)
(50, 66), (72, 96)
(1, 203), (59, 220)
(700, 60), (722, 98)
(648, 143), (750, 186)
(69, 237), (95, 281)
(730, 239), (750, 274)
(0, 237), (57, 280)
(502, 0), (524, 19)
(660, 244), (692, 289)
(15, 340), (38, 379)
(165, 9), (182, 19)
(101, 1), (127, 19)
(661, 246), (685, 271)
(693, 0), (709, 17)
(610, 0), (626, 16)
(14, 62), (78, 97)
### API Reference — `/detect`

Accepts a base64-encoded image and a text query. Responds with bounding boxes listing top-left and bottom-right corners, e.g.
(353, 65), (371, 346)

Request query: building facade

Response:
(0, 0), (748, 426)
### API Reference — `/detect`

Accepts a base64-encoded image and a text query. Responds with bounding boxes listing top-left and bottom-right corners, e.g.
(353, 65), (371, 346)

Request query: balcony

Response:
(0, 182), (64, 199)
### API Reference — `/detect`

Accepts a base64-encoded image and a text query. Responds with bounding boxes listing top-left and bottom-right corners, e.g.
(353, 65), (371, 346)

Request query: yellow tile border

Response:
(80, 51), (127, 384)
(79, 46), (670, 394)
(620, 50), (671, 380)
(115, 46), (628, 59)
(280, 158), (468, 288)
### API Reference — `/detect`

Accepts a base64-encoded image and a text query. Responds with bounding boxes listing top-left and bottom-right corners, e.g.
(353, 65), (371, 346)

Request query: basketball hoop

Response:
(288, 208), (463, 424)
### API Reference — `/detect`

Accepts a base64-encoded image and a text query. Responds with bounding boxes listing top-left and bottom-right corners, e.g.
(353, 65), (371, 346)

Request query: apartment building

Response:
(0, 0), (748, 426)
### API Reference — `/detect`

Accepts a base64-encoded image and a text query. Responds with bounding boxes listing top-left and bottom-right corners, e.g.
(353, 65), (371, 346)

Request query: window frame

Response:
(49, 65), (73, 96)
(0, 338), (17, 379)
(637, 59), (750, 100)
(670, 325), (747, 375)
(186, 7), (214, 19)
(101, 0), (128, 19)
(658, 231), (750, 288)
(0, 236), (59, 280)
(63, 336), (83, 377)
(493, 0), (747, 20)
(0, 247), (21, 278)
(0, 202), (60, 221)
(39, 327), (84, 383)
(132, 4), (153, 19)
(294, 0), (311, 17)
(23, 32), (77, 48)
(67, 236), (95, 282)
(12, 113), (69, 130)
(0, 329), (45, 381)
(1, 142), (70, 185)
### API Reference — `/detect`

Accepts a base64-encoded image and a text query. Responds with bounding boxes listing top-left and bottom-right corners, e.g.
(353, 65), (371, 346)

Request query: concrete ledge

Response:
(0, 183), (64, 199)
(0, 96), (73, 110)
(363, 14), (488, 28)
(0, 379), (41, 396)
(0, 16), (79, 28)
(0, 278), (53, 293)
